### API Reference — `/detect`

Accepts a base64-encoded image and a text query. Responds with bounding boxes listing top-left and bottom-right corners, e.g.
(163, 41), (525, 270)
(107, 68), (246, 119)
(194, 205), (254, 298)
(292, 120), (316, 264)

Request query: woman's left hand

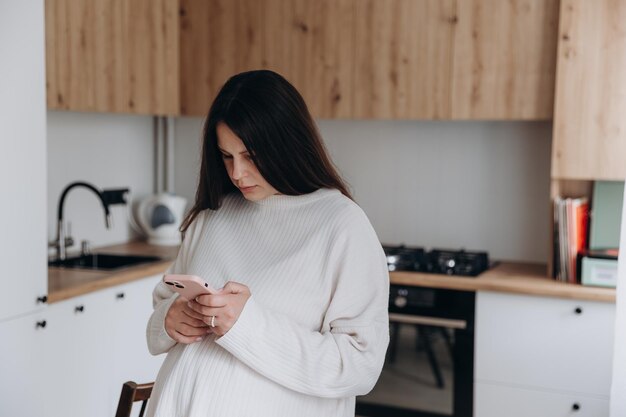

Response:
(187, 281), (251, 337)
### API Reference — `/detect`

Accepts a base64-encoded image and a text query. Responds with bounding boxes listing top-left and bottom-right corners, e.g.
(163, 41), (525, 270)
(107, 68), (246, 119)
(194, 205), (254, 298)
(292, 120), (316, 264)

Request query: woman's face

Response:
(216, 122), (279, 201)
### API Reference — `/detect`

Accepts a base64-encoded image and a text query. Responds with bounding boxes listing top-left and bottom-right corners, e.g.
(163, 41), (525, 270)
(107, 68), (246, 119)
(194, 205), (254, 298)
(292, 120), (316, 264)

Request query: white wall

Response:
(0, 0), (47, 319)
(610, 184), (626, 416)
(47, 112), (154, 250)
(173, 116), (205, 203)
(49, 115), (551, 263)
(174, 118), (552, 263)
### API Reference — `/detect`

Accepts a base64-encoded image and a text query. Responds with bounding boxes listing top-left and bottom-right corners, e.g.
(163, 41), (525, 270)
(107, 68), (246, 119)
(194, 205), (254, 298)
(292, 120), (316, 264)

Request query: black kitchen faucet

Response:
(50, 181), (128, 260)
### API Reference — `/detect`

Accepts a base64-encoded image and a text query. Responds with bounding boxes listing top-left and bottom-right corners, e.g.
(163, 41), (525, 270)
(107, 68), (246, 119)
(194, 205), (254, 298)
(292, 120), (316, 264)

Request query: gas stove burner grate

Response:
(382, 245), (490, 277)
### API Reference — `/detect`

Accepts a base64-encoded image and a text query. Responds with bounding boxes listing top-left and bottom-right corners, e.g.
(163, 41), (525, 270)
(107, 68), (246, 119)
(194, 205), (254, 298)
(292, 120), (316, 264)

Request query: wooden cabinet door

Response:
(45, 0), (179, 115)
(552, 0), (626, 180)
(353, 0), (457, 120)
(451, 0), (560, 120)
(179, 0), (354, 118)
(353, 0), (558, 120)
(289, 0), (355, 119)
(179, 0), (264, 115)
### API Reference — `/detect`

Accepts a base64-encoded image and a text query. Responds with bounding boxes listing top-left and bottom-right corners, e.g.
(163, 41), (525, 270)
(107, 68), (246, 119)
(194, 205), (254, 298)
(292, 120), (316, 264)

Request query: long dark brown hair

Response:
(180, 70), (352, 234)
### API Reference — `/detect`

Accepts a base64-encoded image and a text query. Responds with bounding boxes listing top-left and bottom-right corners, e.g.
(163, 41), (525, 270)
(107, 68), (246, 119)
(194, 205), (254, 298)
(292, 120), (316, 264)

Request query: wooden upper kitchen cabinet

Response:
(46, 0), (561, 119)
(45, 0), (179, 115)
(179, 0), (354, 118)
(354, 0), (560, 120)
(451, 0), (560, 120)
(353, 0), (456, 119)
(288, 0), (355, 119)
(179, 0), (262, 116)
(181, 0), (560, 120)
(551, 0), (626, 180)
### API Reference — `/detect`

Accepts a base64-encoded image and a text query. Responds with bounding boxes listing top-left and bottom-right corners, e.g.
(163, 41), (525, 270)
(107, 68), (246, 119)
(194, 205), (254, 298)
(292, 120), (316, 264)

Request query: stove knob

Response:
(394, 296), (408, 308)
(446, 259), (456, 268)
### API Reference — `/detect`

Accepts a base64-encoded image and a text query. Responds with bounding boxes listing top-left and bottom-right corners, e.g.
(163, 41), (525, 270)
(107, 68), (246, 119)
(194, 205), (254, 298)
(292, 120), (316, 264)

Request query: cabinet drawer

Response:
(475, 382), (609, 417)
(0, 311), (47, 417)
(475, 292), (615, 396)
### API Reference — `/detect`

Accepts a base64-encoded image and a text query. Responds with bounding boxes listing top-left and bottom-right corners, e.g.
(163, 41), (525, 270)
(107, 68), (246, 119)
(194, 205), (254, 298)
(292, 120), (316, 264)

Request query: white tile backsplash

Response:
(47, 111), (155, 250)
(173, 118), (552, 263)
(47, 113), (551, 263)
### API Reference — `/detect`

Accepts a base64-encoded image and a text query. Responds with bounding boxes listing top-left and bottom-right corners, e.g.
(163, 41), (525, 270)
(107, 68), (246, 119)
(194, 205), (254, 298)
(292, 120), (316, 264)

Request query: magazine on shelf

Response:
(553, 196), (589, 283)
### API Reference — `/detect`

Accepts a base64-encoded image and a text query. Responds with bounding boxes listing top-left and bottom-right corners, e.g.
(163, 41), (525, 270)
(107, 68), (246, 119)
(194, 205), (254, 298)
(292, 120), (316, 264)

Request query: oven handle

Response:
(388, 312), (467, 330)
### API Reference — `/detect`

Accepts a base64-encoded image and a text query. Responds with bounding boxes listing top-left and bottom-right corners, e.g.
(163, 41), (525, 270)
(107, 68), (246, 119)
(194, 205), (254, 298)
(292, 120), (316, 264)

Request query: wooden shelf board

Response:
(390, 261), (616, 303)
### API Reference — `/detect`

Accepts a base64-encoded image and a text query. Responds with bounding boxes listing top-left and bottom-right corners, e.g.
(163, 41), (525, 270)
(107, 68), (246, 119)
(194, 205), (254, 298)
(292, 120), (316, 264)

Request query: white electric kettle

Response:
(136, 193), (187, 246)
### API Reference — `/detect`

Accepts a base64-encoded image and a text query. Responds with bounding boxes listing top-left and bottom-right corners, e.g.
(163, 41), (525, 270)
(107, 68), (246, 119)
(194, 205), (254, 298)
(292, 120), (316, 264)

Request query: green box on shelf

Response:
(581, 256), (618, 288)
(590, 180), (624, 250)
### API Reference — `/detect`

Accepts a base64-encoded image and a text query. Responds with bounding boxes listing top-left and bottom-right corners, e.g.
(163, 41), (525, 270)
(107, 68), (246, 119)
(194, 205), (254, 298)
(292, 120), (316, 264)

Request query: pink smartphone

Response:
(163, 274), (218, 300)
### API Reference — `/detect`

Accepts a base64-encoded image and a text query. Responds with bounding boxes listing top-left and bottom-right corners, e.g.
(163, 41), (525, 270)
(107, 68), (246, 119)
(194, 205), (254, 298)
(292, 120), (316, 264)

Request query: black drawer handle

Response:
(36, 295), (48, 304)
(75, 305), (85, 313)
(574, 307), (583, 315)
(36, 320), (47, 329)
(116, 292), (125, 299)
(572, 403), (580, 411)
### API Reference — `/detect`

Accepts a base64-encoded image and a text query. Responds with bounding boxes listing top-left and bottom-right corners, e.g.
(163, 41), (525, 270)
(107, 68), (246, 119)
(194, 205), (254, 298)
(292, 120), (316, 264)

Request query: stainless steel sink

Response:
(48, 253), (162, 271)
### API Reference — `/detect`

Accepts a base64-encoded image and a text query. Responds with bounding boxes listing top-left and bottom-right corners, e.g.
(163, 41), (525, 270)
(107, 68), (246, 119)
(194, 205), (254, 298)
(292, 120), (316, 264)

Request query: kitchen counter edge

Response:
(47, 241), (178, 304)
(391, 261), (616, 303)
(49, 243), (616, 304)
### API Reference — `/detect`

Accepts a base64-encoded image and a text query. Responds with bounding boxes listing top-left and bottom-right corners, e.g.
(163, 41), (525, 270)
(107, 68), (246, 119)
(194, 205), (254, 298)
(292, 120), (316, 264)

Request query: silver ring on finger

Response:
(210, 315), (216, 328)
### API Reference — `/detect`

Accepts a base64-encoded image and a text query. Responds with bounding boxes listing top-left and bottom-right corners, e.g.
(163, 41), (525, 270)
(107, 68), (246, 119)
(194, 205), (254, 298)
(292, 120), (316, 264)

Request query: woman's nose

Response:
(231, 158), (247, 180)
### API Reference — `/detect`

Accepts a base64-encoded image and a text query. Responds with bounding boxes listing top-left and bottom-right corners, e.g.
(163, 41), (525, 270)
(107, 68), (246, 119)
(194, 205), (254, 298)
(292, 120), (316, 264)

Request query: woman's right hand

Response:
(164, 296), (211, 344)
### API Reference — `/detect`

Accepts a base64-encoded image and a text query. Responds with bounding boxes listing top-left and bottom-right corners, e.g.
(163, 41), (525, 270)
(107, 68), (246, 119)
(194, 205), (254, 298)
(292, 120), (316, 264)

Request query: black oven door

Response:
(356, 287), (475, 417)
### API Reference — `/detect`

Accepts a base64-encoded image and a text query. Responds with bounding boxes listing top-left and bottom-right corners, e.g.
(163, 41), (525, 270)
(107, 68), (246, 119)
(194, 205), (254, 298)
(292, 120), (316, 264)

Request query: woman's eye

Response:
(221, 154), (232, 160)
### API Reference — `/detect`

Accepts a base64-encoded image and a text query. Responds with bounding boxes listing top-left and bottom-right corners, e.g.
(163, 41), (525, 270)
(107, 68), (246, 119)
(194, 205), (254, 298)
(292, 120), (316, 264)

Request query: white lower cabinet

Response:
(110, 276), (165, 393)
(475, 382), (609, 417)
(43, 274), (164, 417)
(474, 291), (615, 417)
(0, 311), (47, 417)
(44, 289), (114, 417)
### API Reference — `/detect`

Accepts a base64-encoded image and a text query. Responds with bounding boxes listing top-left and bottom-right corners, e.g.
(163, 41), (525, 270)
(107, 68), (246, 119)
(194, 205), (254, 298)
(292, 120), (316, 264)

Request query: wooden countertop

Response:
(49, 242), (616, 303)
(391, 261), (616, 303)
(48, 241), (178, 303)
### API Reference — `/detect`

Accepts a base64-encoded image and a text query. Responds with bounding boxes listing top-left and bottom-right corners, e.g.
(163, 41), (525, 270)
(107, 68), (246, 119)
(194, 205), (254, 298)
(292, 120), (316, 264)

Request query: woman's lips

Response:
(239, 185), (256, 193)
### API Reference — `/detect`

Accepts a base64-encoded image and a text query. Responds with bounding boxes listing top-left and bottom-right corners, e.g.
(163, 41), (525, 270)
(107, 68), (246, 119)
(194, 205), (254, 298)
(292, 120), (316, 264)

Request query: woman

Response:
(146, 70), (389, 417)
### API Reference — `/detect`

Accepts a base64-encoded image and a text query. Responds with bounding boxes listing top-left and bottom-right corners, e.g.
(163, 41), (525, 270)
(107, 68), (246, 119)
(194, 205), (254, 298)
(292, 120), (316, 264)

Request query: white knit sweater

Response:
(146, 188), (390, 417)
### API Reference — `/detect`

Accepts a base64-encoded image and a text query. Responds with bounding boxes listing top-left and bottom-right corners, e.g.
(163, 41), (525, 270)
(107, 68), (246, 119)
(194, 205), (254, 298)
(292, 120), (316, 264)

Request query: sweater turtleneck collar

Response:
(247, 187), (339, 208)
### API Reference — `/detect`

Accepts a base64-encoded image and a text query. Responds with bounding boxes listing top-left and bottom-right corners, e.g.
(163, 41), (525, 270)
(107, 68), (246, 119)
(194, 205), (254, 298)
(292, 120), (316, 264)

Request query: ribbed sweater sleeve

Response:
(146, 280), (178, 355)
(146, 216), (200, 355)
(215, 214), (390, 398)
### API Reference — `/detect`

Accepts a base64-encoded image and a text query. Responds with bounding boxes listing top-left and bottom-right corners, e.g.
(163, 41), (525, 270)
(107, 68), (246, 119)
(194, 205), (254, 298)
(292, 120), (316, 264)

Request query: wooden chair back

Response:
(114, 381), (154, 417)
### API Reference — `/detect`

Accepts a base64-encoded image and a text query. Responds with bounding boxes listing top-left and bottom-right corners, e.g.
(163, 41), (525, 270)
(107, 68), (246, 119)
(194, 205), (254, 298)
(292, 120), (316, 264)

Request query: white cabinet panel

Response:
(44, 276), (164, 417)
(44, 290), (116, 417)
(109, 275), (164, 407)
(475, 292), (615, 397)
(0, 271), (47, 322)
(0, 0), (47, 322)
(475, 382), (609, 417)
(0, 312), (47, 417)
(0, 275), (165, 417)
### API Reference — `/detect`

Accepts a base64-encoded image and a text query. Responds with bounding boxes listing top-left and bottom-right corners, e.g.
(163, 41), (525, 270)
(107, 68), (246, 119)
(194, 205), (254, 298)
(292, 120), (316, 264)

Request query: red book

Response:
(570, 199), (589, 282)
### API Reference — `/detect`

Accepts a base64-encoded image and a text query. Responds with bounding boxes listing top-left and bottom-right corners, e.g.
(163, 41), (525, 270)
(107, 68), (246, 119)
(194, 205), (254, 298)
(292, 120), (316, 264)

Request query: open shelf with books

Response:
(549, 179), (622, 288)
